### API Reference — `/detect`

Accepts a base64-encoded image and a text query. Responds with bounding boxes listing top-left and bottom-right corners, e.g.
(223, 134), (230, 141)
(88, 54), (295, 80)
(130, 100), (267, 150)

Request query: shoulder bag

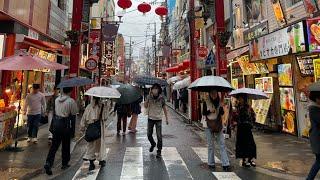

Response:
(206, 106), (223, 133)
(84, 104), (104, 142)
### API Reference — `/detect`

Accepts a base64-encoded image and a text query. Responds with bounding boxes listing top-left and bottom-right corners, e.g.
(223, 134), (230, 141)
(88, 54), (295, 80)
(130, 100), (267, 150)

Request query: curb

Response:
(20, 135), (84, 180)
(166, 103), (307, 179)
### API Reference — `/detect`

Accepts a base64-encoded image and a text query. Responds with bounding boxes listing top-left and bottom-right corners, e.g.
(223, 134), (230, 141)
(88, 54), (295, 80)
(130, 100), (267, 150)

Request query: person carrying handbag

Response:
(202, 90), (231, 172)
(80, 97), (114, 171)
(44, 87), (78, 175)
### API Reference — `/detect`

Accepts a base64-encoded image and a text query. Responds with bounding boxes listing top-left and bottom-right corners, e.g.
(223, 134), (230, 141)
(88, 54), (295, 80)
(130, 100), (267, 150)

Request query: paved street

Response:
(50, 108), (286, 180)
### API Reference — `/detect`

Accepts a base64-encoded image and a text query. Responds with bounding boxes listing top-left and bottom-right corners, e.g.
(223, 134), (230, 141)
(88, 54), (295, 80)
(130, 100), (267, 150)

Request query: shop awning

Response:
(23, 37), (70, 55)
(227, 45), (249, 60)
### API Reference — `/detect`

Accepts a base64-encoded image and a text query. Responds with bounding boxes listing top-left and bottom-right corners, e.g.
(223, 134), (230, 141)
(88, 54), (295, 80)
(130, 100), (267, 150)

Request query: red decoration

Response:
(155, 6), (168, 17)
(183, 59), (190, 68)
(198, 46), (208, 58)
(117, 0), (132, 10)
(138, 2), (151, 14)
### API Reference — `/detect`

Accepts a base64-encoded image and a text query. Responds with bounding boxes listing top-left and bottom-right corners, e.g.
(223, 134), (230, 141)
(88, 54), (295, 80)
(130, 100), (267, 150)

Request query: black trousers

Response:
(117, 115), (127, 133)
(45, 131), (71, 167)
(147, 119), (162, 151)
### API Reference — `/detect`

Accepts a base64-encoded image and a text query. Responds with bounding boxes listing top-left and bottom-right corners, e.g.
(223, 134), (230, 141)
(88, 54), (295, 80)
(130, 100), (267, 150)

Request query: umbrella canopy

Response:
(133, 75), (168, 86)
(167, 76), (182, 84)
(173, 76), (191, 90)
(57, 77), (93, 88)
(309, 81), (320, 92)
(116, 84), (142, 104)
(85, 86), (121, 98)
(0, 53), (68, 70)
(229, 88), (269, 100)
(188, 76), (233, 92)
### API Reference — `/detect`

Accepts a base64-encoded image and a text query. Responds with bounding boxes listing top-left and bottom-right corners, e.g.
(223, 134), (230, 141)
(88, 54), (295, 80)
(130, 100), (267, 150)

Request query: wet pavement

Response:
(52, 107), (291, 180)
(0, 115), (83, 179)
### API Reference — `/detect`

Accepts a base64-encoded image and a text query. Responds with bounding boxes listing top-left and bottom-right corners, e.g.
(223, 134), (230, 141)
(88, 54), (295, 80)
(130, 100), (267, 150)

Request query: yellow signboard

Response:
(314, 58), (320, 82)
(195, 11), (205, 30)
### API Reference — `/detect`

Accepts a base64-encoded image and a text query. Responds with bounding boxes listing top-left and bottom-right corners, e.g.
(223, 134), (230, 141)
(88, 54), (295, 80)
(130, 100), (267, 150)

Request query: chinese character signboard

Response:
(307, 17), (320, 52)
(249, 22), (306, 61)
(314, 58), (320, 81)
(243, 21), (268, 44)
(104, 41), (114, 66)
(89, 30), (100, 59)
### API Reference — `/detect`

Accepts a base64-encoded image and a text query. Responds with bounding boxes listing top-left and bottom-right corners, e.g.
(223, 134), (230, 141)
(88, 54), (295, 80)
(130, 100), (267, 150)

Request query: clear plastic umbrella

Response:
(188, 76), (233, 92)
(85, 86), (121, 98)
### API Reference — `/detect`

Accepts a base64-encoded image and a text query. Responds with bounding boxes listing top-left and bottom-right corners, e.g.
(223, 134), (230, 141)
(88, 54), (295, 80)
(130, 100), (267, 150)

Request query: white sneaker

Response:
(32, 138), (38, 143)
(27, 138), (31, 142)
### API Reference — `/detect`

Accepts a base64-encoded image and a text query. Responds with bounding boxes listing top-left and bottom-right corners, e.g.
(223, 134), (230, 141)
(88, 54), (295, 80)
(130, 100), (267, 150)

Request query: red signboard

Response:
(195, 30), (200, 39)
(198, 46), (208, 58)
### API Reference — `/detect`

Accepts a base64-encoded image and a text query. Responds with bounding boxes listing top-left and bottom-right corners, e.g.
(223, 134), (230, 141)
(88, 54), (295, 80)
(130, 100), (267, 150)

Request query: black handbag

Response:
(84, 104), (104, 142)
(49, 115), (71, 134)
(40, 115), (48, 124)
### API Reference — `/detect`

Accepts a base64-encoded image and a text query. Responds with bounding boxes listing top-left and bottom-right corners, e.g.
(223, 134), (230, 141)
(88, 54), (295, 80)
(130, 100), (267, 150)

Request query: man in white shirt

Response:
(23, 84), (46, 143)
(44, 87), (78, 175)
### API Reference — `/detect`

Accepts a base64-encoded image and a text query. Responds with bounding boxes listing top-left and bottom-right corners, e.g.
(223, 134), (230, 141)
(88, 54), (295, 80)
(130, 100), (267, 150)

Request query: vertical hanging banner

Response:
(314, 58), (320, 81)
(303, 0), (318, 15)
(89, 30), (101, 60)
(105, 41), (114, 67)
(271, 0), (286, 26)
(102, 23), (119, 42)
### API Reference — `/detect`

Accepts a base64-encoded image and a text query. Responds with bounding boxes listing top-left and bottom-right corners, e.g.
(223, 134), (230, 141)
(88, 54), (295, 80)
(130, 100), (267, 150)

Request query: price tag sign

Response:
(85, 58), (97, 71)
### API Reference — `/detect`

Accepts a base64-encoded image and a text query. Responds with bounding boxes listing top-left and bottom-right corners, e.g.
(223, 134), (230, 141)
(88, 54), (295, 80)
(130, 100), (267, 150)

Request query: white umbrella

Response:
(167, 76), (182, 84)
(188, 76), (233, 92)
(229, 88), (269, 100)
(173, 76), (191, 90)
(85, 86), (121, 98)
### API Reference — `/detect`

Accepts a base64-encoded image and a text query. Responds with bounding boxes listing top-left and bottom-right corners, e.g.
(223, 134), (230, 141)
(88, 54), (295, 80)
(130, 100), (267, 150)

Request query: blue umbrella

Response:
(58, 77), (93, 88)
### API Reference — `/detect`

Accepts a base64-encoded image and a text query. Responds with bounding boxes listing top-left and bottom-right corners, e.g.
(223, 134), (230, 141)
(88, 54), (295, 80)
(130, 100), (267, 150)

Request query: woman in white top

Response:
(202, 90), (231, 171)
(80, 97), (114, 171)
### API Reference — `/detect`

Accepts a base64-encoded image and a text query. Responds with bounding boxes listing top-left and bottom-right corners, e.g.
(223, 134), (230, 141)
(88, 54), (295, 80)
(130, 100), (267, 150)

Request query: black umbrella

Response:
(57, 77), (93, 88)
(133, 75), (168, 86)
(116, 84), (142, 104)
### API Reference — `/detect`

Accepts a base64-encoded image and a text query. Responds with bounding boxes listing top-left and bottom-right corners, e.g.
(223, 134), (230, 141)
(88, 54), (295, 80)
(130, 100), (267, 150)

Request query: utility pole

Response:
(188, 0), (198, 122)
(154, 22), (157, 77)
(215, 0), (227, 76)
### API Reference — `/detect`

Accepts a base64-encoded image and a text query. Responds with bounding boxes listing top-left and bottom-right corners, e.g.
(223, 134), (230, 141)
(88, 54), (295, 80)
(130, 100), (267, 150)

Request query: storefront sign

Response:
(28, 29), (39, 40)
(307, 17), (320, 52)
(243, 21), (268, 44)
(271, 0), (286, 26)
(297, 101), (311, 137)
(198, 46), (208, 58)
(237, 55), (259, 75)
(252, 94), (272, 125)
(280, 87), (297, 135)
(250, 22), (306, 61)
(85, 58), (98, 71)
(102, 23), (119, 42)
(226, 46), (249, 60)
(89, 30), (101, 59)
(82, 0), (90, 23)
(314, 58), (320, 81)
(296, 55), (315, 75)
(278, 64), (293, 86)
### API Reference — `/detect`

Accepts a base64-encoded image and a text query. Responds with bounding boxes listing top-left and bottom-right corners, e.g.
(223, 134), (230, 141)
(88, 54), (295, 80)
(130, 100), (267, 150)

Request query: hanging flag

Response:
(102, 23), (119, 41)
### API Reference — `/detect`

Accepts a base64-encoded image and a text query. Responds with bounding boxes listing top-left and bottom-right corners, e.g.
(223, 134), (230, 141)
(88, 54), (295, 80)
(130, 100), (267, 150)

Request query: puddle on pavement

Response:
(264, 160), (308, 174)
(0, 167), (37, 179)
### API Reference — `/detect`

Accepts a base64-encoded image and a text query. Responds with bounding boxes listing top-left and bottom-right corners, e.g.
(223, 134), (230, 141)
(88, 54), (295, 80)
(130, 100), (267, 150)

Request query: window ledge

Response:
(286, 1), (304, 12)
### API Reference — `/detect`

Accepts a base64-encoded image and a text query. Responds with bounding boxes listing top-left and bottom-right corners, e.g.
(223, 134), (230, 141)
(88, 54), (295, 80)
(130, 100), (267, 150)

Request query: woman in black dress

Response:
(232, 95), (257, 167)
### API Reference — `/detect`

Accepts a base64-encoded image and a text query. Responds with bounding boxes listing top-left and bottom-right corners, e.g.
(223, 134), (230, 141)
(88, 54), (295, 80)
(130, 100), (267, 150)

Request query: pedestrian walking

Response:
(114, 103), (131, 135)
(22, 83), (46, 143)
(44, 87), (78, 175)
(232, 95), (257, 168)
(307, 91), (320, 180)
(144, 83), (169, 158)
(46, 87), (59, 144)
(128, 96), (143, 133)
(80, 97), (114, 171)
(202, 90), (231, 171)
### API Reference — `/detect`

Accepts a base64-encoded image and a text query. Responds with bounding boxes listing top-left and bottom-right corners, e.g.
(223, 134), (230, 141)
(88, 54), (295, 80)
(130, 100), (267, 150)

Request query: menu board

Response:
(271, 0), (286, 26)
(296, 56), (315, 75)
(314, 58), (320, 81)
(43, 72), (56, 96)
(255, 77), (273, 93)
(237, 55), (259, 75)
(307, 17), (320, 52)
(278, 64), (293, 86)
(297, 101), (311, 137)
(279, 87), (296, 111)
(252, 94), (272, 125)
(281, 109), (296, 135)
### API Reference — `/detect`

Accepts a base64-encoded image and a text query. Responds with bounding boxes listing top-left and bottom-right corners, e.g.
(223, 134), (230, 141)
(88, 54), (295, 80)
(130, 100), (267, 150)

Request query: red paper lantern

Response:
(117, 0), (132, 10)
(155, 6), (168, 17)
(138, 2), (151, 14)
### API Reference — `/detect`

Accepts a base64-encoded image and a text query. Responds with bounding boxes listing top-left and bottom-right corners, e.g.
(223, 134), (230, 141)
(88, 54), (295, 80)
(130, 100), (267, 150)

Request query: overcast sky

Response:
(115, 0), (164, 58)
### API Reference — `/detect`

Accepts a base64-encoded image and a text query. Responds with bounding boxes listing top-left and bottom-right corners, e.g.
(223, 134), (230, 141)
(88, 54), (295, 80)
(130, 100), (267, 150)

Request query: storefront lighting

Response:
(5, 88), (11, 94)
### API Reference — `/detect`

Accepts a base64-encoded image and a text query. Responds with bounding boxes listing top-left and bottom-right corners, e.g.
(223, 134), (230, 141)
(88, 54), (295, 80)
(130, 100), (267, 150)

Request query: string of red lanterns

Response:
(117, 0), (168, 17)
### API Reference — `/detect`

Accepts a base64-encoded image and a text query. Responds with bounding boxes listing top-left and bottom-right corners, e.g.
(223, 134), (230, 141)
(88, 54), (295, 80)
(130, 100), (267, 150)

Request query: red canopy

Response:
(182, 59), (190, 69)
(0, 53), (68, 71)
